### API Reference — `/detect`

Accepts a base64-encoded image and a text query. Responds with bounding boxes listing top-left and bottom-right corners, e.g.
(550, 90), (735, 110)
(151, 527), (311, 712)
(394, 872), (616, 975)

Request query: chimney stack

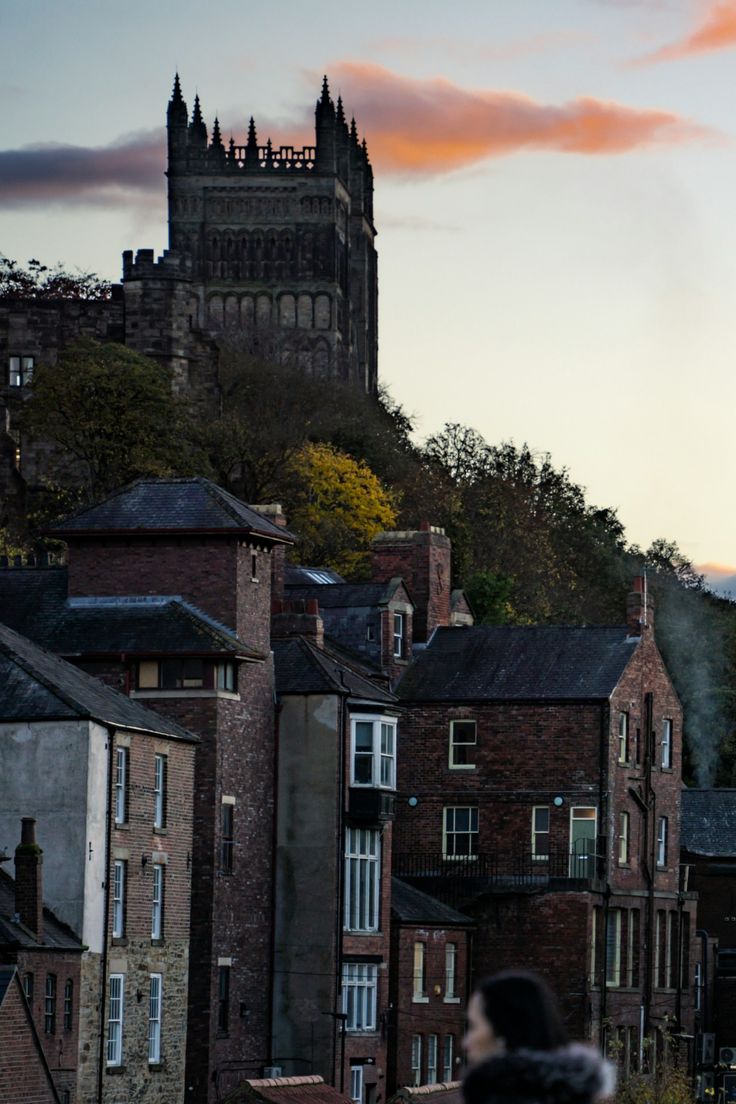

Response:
(251, 503), (288, 601)
(627, 576), (654, 637)
(370, 523), (451, 643)
(271, 597), (324, 648)
(14, 818), (43, 940)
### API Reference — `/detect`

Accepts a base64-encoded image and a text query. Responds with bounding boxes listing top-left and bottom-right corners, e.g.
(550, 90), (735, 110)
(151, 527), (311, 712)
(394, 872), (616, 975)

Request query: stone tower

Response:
(163, 74), (378, 393)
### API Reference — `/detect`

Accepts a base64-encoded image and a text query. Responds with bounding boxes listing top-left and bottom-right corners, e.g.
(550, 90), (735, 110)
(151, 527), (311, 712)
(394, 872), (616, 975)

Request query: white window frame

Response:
(154, 754), (167, 829)
(350, 715), (397, 789)
(393, 612), (405, 658)
(114, 747), (128, 825)
(448, 720), (477, 770)
(657, 816), (668, 868)
(107, 974), (124, 1066)
(427, 1034), (438, 1084)
(569, 806), (597, 877)
(626, 910), (638, 988)
(443, 1035), (454, 1082)
(617, 712), (629, 764)
(350, 1065), (363, 1104)
(618, 811), (630, 865)
(606, 909), (622, 987)
(112, 860), (125, 938)
(411, 1034), (422, 1087)
(444, 943), (459, 1002)
(8, 355), (34, 388)
(148, 974), (162, 1063)
(152, 863), (164, 940)
(442, 806), (478, 859)
(532, 806), (550, 861)
(413, 942), (427, 1003)
(344, 829), (380, 933)
(661, 719), (673, 769)
(342, 963), (378, 1032)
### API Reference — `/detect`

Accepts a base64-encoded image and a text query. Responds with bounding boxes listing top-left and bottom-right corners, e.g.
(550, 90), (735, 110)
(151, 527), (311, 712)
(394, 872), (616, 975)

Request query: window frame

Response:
(427, 1034), (438, 1085)
(606, 909), (622, 988)
(442, 806), (479, 859)
(217, 965), (230, 1035)
(344, 828), (380, 933)
(350, 1065), (364, 1104)
(393, 612), (405, 658)
(23, 972), (34, 1007)
(63, 978), (73, 1031)
(532, 806), (550, 861)
(412, 942), (427, 1003)
(444, 943), (459, 1002)
(154, 754), (167, 830)
(342, 962), (378, 1032)
(410, 1034), (422, 1087)
(350, 715), (397, 790)
(112, 859), (126, 939)
(8, 355), (34, 388)
(221, 802), (234, 874)
(618, 811), (630, 865)
(114, 746), (128, 825)
(151, 863), (165, 940)
(443, 1035), (454, 1083)
(661, 719), (673, 769)
(107, 973), (124, 1066)
(657, 816), (668, 868)
(44, 973), (57, 1035)
(448, 720), (477, 770)
(148, 973), (162, 1064)
(617, 712), (629, 764)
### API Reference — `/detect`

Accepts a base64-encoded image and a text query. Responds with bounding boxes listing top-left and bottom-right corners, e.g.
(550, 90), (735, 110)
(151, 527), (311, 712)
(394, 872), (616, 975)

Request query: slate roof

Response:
(285, 580), (409, 609)
(0, 622), (197, 741)
(396, 625), (638, 702)
(391, 878), (473, 926)
(285, 565), (345, 585)
(0, 569), (262, 659)
(0, 966), (13, 1006)
(232, 1076), (353, 1104)
(0, 869), (84, 950)
(50, 477), (295, 542)
(274, 637), (397, 704)
(681, 789), (736, 856)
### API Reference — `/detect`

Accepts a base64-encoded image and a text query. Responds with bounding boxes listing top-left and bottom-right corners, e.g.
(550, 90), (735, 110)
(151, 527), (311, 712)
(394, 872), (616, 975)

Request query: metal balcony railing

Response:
(393, 844), (605, 907)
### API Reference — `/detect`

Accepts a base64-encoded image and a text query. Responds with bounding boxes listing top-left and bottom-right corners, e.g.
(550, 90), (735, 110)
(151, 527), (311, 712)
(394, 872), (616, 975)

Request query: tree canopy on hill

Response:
(0, 255), (112, 300)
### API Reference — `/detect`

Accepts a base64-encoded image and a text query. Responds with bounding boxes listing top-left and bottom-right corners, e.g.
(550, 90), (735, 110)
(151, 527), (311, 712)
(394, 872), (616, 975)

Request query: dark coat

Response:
(463, 1045), (615, 1104)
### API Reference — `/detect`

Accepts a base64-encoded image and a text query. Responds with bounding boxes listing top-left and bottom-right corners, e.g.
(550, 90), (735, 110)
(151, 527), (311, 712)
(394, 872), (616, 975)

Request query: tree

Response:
(284, 443), (397, 578)
(23, 339), (201, 498)
(0, 255), (112, 300)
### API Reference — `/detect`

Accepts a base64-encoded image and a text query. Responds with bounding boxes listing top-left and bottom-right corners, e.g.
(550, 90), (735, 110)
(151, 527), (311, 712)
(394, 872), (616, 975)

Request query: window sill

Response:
(344, 929), (381, 936)
(106, 1065), (125, 1075)
(132, 689), (240, 701)
(111, 937), (128, 947)
(113, 822), (130, 831)
(448, 765), (476, 771)
(151, 938), (166, 947)
(153, 827), (167, 835)
(412, 996), (429, 1004)
(443, 997), (461, 1004)
(148, 1062), (165, 1071)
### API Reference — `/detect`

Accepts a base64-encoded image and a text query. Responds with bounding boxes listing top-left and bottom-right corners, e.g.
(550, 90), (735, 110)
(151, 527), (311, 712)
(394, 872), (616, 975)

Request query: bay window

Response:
(350, 716), (397, 789)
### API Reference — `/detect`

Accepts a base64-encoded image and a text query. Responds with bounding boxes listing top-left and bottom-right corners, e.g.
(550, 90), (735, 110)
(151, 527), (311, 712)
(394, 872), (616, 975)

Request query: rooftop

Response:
(226, 1075), (353, 1104)
(285, 579), (410, 609)
(0, 569), (262, 659)
(274, 637), (396, 704)
(681, 788), (736, 856)
(0, 621), (197, 741)
(396, 625), (639, 702)
(391, 878), (473, 926)
(50, 477), (296, 542)
(0, 869), (84, 950)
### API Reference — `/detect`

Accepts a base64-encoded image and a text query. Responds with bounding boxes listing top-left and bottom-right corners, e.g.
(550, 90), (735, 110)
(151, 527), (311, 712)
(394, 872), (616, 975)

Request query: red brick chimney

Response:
(14, 818), (43, 940)
(271, 597), (324, 648)
(627, 575), (654, 637)
(370, 523), (451, 643)
(251, 503), (288, 601)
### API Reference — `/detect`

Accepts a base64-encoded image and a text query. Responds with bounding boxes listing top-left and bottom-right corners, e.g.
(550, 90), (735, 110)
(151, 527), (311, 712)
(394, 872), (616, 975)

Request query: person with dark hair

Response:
(462, 971), (614, 1104)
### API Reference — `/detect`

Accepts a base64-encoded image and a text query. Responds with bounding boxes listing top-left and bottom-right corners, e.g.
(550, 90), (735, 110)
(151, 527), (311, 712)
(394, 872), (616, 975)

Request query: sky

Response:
(2, 0), (736, 587)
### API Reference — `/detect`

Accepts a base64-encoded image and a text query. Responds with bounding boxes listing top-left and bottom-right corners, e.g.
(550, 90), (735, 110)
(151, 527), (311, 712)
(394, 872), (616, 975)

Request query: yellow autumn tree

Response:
(286, 442), (398, 579)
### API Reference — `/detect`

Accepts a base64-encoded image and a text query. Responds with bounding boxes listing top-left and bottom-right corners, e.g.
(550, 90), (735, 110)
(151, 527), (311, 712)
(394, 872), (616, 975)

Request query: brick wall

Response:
(11, 949), (80, 1104)
(0, 973), (59, 1103)
(370, 529), (451, 644)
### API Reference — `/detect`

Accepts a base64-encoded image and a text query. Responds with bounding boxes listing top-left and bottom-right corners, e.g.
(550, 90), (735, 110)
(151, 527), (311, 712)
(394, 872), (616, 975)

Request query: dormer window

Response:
(137, 659), (235, 691)
(351, 715), (397, 789)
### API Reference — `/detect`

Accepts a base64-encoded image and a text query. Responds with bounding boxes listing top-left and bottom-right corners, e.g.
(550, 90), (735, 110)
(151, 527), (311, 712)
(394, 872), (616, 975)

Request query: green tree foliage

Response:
(0, 255), (112, 300)
(23, 339), (201, 498)
(283, 442), (398, 578)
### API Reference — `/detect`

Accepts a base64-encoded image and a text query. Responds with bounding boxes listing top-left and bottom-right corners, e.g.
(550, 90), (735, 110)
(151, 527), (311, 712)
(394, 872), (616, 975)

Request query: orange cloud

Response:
(329, 62), (706, 174)
(633, 1), (736, 64)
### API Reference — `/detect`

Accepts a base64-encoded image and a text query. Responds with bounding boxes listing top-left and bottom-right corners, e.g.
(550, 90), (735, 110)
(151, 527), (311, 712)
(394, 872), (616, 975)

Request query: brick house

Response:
(681, 788), (736, 1094)
(0, 476), (295, 1101)
(271, 598), (400, 1104)
(0, 822), (84, 1104)
(0, 965), (61, 1104)
(0, 620), (197, 1103)
(387, 879), (472, 1093)
(393, 580), (697, 1074)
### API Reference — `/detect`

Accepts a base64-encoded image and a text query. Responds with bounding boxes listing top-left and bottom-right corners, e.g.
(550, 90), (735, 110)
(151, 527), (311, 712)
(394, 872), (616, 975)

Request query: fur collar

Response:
(463, 1045), (615, 1104)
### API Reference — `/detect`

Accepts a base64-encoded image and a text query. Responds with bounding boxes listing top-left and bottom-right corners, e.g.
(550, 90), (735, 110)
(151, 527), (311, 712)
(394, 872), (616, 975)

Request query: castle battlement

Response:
(122, 248), (192, 283)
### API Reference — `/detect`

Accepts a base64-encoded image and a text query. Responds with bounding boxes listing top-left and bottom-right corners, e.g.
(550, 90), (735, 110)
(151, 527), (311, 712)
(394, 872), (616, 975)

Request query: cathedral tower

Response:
(164, 75), (378, 393)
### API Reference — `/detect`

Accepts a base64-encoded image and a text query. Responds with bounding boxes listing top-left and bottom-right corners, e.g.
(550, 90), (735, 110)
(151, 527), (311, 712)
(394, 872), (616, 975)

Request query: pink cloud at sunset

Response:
(633, 1), (736, 64)
(329, 62), (707, 173)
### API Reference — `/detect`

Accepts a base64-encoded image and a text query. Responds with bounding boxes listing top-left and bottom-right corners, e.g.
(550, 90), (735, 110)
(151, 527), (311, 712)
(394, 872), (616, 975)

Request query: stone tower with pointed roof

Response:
(132, 73), (378, 394)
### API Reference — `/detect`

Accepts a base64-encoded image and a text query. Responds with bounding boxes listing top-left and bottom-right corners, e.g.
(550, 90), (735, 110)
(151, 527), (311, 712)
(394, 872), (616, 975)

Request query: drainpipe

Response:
(643, 692), (655, 1042)
(96, 727), (114, 1103)
(696, 929), (709, 1032)
(267, 692), (282, 1066)
(332, 687), (349, 1090)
